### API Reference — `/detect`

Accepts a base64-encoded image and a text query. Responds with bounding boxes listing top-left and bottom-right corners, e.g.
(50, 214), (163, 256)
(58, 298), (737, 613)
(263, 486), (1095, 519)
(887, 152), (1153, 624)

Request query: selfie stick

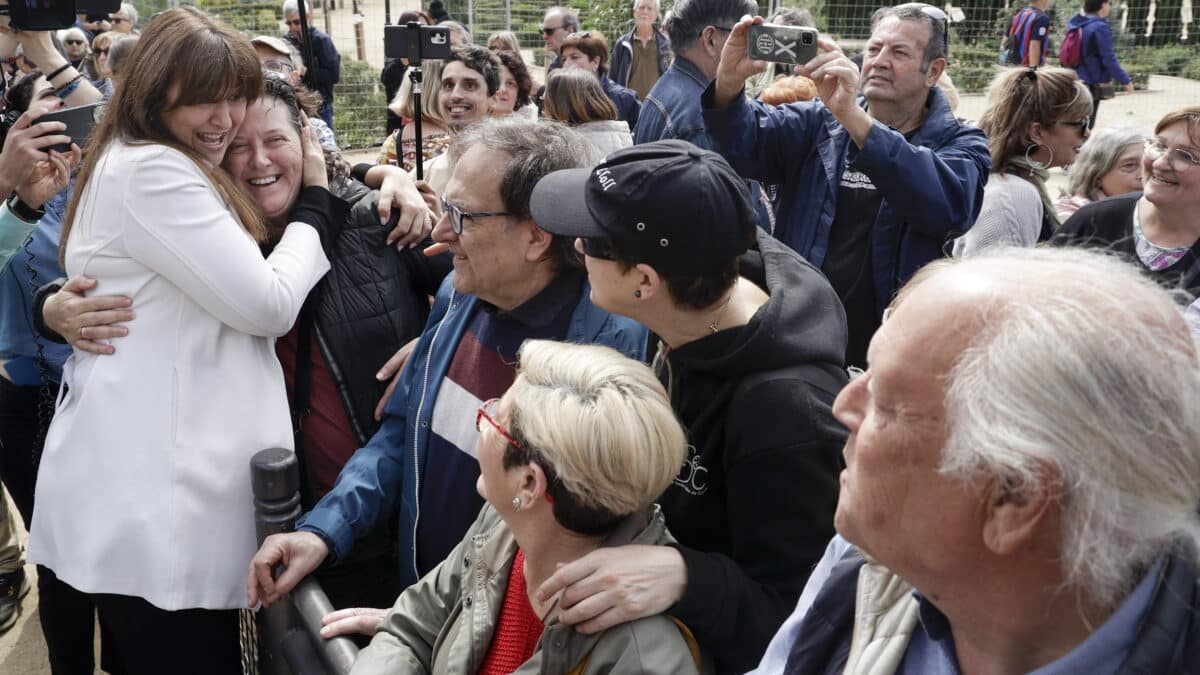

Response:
(406, 22), (425, 181)
(296, 1), (318, 93)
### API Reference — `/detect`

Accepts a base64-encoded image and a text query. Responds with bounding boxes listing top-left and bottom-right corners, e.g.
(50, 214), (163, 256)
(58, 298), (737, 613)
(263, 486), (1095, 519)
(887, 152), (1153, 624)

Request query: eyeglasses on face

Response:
(1144, 138), (1200, 173)
(110, 16), (127, 23)
(440, 195), (514, 234)
(541, 24), (569, 36)
(94, 48), (109, 56)
(263, 59), (296, 74)
(64, 39), (85, 46)
(1058, 118), (1093, 134)
(476, 398), (522, 451)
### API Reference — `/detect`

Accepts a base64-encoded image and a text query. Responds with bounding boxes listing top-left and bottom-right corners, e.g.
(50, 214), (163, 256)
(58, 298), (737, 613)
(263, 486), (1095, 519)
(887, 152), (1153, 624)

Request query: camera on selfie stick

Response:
(384, 22), (451, 180)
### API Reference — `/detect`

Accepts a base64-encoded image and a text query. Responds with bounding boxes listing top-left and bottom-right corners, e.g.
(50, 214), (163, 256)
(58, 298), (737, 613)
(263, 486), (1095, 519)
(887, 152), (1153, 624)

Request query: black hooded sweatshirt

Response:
(658, 233), (848, 674)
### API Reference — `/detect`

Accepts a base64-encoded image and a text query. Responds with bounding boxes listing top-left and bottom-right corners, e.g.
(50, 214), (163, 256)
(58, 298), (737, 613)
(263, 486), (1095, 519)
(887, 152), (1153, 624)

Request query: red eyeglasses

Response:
(476, 398), (522, 451)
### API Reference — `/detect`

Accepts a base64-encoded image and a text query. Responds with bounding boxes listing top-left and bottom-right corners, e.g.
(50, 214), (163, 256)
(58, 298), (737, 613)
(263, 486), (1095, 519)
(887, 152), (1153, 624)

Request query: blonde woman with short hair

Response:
(349, 340), (703, 674)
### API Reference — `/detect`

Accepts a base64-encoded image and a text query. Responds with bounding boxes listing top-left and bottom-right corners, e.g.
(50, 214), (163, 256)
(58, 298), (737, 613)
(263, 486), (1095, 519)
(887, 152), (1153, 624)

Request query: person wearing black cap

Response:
(530, 139), (849, 673)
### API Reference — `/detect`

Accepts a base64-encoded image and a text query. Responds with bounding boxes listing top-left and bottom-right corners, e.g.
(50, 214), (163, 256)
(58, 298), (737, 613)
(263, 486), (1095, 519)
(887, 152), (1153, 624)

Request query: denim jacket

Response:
(634, 56), (713, 149)
(297, 274), (647, 587)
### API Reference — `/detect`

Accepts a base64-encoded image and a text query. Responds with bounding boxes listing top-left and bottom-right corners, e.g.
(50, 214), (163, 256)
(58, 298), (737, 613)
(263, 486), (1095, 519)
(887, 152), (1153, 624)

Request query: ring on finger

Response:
(79, 325), (86, 339)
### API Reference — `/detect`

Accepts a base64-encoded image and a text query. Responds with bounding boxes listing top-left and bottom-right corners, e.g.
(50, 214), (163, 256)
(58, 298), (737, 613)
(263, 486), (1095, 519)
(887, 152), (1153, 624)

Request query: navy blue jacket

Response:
(1068, 14), (1131, 86)
(286, 27), (342, 127)
(600, 74), (641, 131)
(702, 86), (990, 317)
(297, 275), (647, 586)
(609, 28), (671, 90)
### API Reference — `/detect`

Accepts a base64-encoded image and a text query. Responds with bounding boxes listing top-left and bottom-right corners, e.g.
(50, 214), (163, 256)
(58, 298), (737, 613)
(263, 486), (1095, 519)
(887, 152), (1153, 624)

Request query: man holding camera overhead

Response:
(702, 5), (988, 370)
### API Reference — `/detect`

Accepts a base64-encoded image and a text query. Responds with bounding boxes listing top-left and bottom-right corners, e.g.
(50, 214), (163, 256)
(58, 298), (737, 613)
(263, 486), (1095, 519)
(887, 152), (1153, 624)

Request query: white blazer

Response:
(28, 141), (330, 611)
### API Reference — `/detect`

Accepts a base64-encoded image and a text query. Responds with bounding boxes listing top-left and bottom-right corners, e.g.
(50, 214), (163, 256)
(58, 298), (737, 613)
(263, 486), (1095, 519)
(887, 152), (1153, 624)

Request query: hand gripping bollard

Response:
(252, 448), (359, 675)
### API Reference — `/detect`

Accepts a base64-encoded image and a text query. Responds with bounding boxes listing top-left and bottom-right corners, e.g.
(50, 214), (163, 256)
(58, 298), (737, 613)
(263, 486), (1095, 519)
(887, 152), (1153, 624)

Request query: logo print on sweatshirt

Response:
(673, 445), (709, 496)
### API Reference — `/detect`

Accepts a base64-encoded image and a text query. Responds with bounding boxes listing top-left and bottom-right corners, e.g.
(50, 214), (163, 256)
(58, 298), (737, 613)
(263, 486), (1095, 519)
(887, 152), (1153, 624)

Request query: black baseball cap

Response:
(530, 140), (758, 275)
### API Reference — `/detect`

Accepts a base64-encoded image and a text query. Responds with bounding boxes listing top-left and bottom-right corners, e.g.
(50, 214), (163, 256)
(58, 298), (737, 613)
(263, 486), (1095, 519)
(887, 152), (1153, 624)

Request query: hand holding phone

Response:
(37, 101), (104, 153)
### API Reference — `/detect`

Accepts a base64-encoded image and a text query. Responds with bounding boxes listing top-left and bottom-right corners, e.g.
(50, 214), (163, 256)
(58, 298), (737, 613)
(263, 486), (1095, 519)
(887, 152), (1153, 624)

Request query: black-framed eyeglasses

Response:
(440, 195), (514, 234)
(893, 2), (950, 59)
(580, 237), (618, 261)
(64, 39), (86, 46)
(94, 48), (109, 56)
(541, 24), (569, 36)
(1058, 118), (1094, 134)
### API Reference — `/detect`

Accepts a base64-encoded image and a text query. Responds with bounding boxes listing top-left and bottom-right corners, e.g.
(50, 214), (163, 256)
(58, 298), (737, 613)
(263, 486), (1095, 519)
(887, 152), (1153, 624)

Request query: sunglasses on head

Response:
(893, 2), (950, 59)
(565, 31), (592, 40)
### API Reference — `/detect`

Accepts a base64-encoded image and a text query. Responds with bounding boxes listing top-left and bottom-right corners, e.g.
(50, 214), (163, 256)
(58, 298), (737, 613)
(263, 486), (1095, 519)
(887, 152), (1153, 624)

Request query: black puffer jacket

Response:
(307, 180), (451, 444)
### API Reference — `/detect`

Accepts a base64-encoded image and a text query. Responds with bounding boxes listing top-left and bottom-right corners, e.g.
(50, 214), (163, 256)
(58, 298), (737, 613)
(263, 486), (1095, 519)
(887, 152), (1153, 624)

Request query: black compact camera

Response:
(747, 24), (820, 65)
(0, 0), (121, 31)
(384, 23), (452, 64)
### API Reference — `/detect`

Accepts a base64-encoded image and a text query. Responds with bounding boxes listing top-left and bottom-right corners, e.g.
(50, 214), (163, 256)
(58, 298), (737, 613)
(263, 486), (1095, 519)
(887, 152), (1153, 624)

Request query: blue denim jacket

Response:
(634, 56), (713, 149)
(297, 275), (648, 587)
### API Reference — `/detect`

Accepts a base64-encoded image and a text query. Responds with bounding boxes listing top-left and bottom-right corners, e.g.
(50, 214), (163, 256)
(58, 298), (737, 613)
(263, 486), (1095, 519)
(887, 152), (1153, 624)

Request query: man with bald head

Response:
(750, 247), (1200, 673)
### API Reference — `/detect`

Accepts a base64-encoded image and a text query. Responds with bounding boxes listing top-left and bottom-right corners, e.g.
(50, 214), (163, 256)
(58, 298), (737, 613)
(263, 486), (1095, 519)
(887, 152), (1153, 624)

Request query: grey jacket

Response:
(352, 505), (703, 675)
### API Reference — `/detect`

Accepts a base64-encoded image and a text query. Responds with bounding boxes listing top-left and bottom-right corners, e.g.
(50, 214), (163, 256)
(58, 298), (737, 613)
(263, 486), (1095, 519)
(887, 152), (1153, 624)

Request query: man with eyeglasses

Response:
(247, 119), (646, 630)
(108, 3), (137, 35)
(58, 27), (89, 71)
(541, 6), (580, 71)
(281, 0), (340, 127)
(703, 4), (989, 370)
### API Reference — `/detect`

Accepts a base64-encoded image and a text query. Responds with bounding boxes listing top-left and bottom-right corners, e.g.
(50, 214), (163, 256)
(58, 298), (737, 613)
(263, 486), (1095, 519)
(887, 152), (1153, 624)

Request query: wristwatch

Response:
(32, 277), (69, 344)
(7, 192), (46, 223)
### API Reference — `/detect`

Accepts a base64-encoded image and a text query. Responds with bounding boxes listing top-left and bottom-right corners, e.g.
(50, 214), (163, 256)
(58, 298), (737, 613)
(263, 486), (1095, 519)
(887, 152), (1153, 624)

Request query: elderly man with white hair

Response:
(108, 2), (137, 34)
(751, 247), (1200, 674)
(282, 0), (341, 126)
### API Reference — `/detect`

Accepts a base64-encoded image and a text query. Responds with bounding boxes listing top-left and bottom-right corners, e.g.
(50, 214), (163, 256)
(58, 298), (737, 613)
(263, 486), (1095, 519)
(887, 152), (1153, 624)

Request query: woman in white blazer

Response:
(26, 8), (340, 671)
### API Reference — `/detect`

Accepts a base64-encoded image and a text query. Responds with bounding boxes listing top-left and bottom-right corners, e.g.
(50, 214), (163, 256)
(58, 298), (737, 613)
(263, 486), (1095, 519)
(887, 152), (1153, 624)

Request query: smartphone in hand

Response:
(39, 102), (105, 153)
(747, 24), (819, 65)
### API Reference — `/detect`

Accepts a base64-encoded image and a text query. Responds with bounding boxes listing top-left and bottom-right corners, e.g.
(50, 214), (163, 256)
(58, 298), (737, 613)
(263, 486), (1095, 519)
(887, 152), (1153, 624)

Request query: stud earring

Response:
(634, 290), (642, 298)
(511, 497), (522, 511)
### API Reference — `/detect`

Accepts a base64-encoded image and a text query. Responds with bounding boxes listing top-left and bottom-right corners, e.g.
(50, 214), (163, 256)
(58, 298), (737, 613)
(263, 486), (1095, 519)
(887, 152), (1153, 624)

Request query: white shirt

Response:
(29, 142), (330, 610)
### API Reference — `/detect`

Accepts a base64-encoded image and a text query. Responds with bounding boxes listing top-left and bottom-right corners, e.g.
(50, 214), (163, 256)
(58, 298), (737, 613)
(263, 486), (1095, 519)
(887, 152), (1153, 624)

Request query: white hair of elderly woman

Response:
(935, 246), (1200, 611)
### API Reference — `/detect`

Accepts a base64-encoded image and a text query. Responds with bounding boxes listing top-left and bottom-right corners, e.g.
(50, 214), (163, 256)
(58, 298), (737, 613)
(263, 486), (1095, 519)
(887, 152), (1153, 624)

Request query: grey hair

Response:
(448, 118), (600, 270)
(545, 6), (581, 32)
(439, 20), (472, 44)
(107, 35), (139, 76)
(1065, 125), (1146, 201)
(934, 247), (1200, 611)
(663, 0), (758, 55)
(633, 0), (661, 11)
(487, 30), (520, 52)
(116, 2), (138, 26)
(282, 0), (311, 16)
(871, 4), (947, 68)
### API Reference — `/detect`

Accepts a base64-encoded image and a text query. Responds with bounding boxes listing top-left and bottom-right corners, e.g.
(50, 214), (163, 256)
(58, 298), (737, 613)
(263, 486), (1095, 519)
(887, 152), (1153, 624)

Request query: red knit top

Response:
(478, 550), (545, 675)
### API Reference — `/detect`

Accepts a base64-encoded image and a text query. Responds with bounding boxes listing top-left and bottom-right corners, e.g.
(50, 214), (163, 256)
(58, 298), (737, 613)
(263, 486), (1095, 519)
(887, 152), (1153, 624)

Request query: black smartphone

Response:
(384, 23), (452, 63)
(747, 24), (820, 65)
(5, 0), (77, 31)
(39, 102), (105, 153)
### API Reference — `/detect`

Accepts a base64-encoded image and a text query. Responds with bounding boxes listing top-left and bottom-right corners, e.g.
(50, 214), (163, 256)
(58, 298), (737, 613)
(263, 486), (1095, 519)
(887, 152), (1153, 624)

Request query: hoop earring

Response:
(1024, 143), (1053, 170)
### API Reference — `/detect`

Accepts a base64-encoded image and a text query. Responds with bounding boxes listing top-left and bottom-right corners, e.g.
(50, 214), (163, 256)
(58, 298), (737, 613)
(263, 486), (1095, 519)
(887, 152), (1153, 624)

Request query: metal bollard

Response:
(252, 448), (359, 675)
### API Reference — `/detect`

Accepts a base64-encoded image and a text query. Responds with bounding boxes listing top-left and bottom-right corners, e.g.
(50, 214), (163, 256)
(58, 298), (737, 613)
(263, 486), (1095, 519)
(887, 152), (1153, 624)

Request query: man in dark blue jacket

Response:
(283, 0), (341, 127)
(609, 0), (672, 99)
(1068, 0), (1133, 126)
(703, 6), (989, 368)
(246, 119), (647, 609)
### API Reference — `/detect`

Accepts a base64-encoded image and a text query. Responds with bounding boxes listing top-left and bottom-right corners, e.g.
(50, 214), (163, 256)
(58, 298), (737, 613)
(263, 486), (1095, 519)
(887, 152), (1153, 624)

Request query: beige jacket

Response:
(352, 505), (702, 675)
(843, 555), (921, 675)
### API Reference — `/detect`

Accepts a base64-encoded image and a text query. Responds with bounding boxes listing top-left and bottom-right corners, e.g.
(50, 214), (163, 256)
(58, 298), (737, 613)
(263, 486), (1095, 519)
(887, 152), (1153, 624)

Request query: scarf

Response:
(1004, 153), (1060, 241)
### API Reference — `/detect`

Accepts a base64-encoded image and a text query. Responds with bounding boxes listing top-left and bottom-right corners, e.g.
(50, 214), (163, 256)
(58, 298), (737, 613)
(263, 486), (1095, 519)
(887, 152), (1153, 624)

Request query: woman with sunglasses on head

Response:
(1053, 107), (1200, 296)
(25, 8), (341, 671)
(351, 340), (702, 674)
(952, 67), (1092, 257)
